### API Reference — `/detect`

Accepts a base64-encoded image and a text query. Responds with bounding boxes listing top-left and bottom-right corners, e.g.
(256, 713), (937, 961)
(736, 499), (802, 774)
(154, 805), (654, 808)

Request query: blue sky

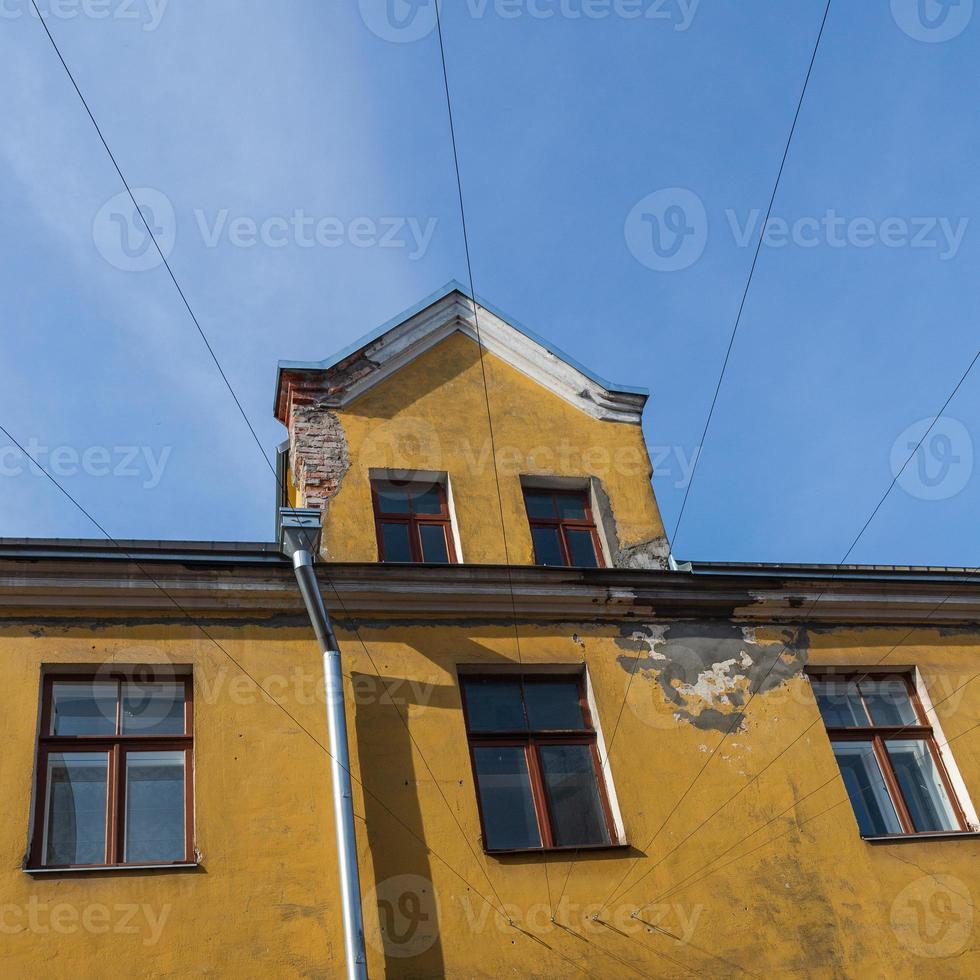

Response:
(1, 0), (978, 565)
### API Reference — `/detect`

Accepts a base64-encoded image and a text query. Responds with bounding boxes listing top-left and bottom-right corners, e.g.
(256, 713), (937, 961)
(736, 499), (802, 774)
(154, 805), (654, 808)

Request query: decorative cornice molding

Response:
(2, 559), (979, 627)
(275, 286), (649, 426)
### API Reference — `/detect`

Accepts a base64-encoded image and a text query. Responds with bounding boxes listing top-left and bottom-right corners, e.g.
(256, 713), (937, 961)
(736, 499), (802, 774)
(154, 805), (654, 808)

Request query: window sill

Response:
(487, 842), (630, 857)
(863, 831), (980, 844)
(24, 862), (199, 875)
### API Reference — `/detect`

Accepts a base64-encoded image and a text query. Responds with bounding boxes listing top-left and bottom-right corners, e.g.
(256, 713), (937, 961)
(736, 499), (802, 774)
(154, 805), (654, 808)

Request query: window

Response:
(460, 673), (616, 852)
(371, 478), (457, 564)
(811, 673), (968, 837)
(523, 488), (604, 568)
(30, 673), (193, 869)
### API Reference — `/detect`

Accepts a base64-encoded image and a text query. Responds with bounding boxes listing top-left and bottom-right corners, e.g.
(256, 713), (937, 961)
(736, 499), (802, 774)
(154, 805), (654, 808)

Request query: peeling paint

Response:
(616, 622), (808, 732)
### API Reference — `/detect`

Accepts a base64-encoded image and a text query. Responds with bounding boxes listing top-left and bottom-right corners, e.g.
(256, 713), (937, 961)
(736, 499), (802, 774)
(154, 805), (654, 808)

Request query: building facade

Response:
(1, 285), (978, 978)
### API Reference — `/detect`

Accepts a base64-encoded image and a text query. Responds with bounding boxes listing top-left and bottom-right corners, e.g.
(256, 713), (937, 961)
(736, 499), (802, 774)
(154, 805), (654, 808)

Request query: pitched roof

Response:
(274, 282), (649, 424)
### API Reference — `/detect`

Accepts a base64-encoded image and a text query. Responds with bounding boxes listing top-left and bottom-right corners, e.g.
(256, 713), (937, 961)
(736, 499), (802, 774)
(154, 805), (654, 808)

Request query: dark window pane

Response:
(472, 746), (541, 850)
(525, 680), (586, 730)
(122, 682), (185, 735)
(380, 522), (413, 562)
(410, 485), (443, 515)
(463, 679), (525, 731)
(50, 682), (117, 736)
(556, 494), (587, 520)
(886, 740), (958, 832)
(861, 679), (918, 726)
(44, 752), (108, 866)
(419, 524), (450, 563)
(524, 492), (556, 519)
(124, 752), (186, 862)
(539, 745), (610, 847)
(565, 529), (599, 568)
(832, 741), (902, 836)
(531, 527), (565, 566)
(376, 484), (410, 514)
(812, 680), (870, 727)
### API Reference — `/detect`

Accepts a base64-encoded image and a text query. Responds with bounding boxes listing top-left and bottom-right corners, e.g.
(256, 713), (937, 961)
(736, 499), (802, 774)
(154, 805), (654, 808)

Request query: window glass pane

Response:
(565, 529), (599, 568)
(44, 752), (108, 866)
(380, 522), (413, 562)
(472, 746), (541, 850)
(832, 741), (903, 836)
(812, 680), (869, 727)
(885, 740), (959, 832)
(861, 679), (918, 727)
(556, 494), (587, 521)
(419, 524), (450, 564)
(125, 751), (186, 862)
(122, 682), (185, 735)
(50, 681), (117, 736)
(531, 526), (565, 566)
(539, 744), (611, 847)
(376, 484), (410, 514)
(410, 485), (443, 515)
(524, 492), (556, 519)
(525, 680), (586, 730)
(463, 678), (525, 731)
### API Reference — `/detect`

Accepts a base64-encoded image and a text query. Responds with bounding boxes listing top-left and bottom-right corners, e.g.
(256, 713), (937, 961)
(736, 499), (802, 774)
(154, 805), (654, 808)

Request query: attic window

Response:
(371, 477), (457, 564)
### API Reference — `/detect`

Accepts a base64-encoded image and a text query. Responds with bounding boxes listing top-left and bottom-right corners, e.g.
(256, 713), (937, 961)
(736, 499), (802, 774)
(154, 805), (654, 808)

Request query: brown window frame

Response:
(371, 478), (458, 564)
(523, 487), (605, 568)
(810, 670), (968, 836)
(460, 672), (618, 854)
(29, 672), (194, 870)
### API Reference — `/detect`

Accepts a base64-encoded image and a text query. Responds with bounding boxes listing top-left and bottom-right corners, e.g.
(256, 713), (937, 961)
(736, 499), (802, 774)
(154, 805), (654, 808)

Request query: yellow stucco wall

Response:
(318, 331), (667, 566)
(2, 614), (977, 978)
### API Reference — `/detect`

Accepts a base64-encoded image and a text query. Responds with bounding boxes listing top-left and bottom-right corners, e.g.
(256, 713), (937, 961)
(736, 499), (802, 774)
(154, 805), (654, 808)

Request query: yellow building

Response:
(1, 284), (978, 978)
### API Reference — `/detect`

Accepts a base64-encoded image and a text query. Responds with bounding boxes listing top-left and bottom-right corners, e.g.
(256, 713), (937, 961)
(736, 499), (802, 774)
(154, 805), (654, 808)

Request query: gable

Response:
(275, 283), (648, 425)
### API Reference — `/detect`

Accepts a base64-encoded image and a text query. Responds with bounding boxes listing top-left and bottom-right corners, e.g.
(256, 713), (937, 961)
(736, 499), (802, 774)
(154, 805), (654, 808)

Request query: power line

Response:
(670, 0), (833, 551)
(28, 5), (519, 919)
(599, 343), (980, 914)
(644, 718), (979, 913)
(30, 1), (278, 483)
(433, 3), (527, 668)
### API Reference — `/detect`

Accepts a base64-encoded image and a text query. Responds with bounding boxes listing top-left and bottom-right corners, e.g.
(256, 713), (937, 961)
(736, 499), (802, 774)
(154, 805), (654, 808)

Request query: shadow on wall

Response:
(352, 670), (448, 977)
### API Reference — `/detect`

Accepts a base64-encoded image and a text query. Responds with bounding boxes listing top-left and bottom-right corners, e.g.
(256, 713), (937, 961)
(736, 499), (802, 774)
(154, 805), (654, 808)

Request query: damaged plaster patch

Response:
(616, 623), (807, 732)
